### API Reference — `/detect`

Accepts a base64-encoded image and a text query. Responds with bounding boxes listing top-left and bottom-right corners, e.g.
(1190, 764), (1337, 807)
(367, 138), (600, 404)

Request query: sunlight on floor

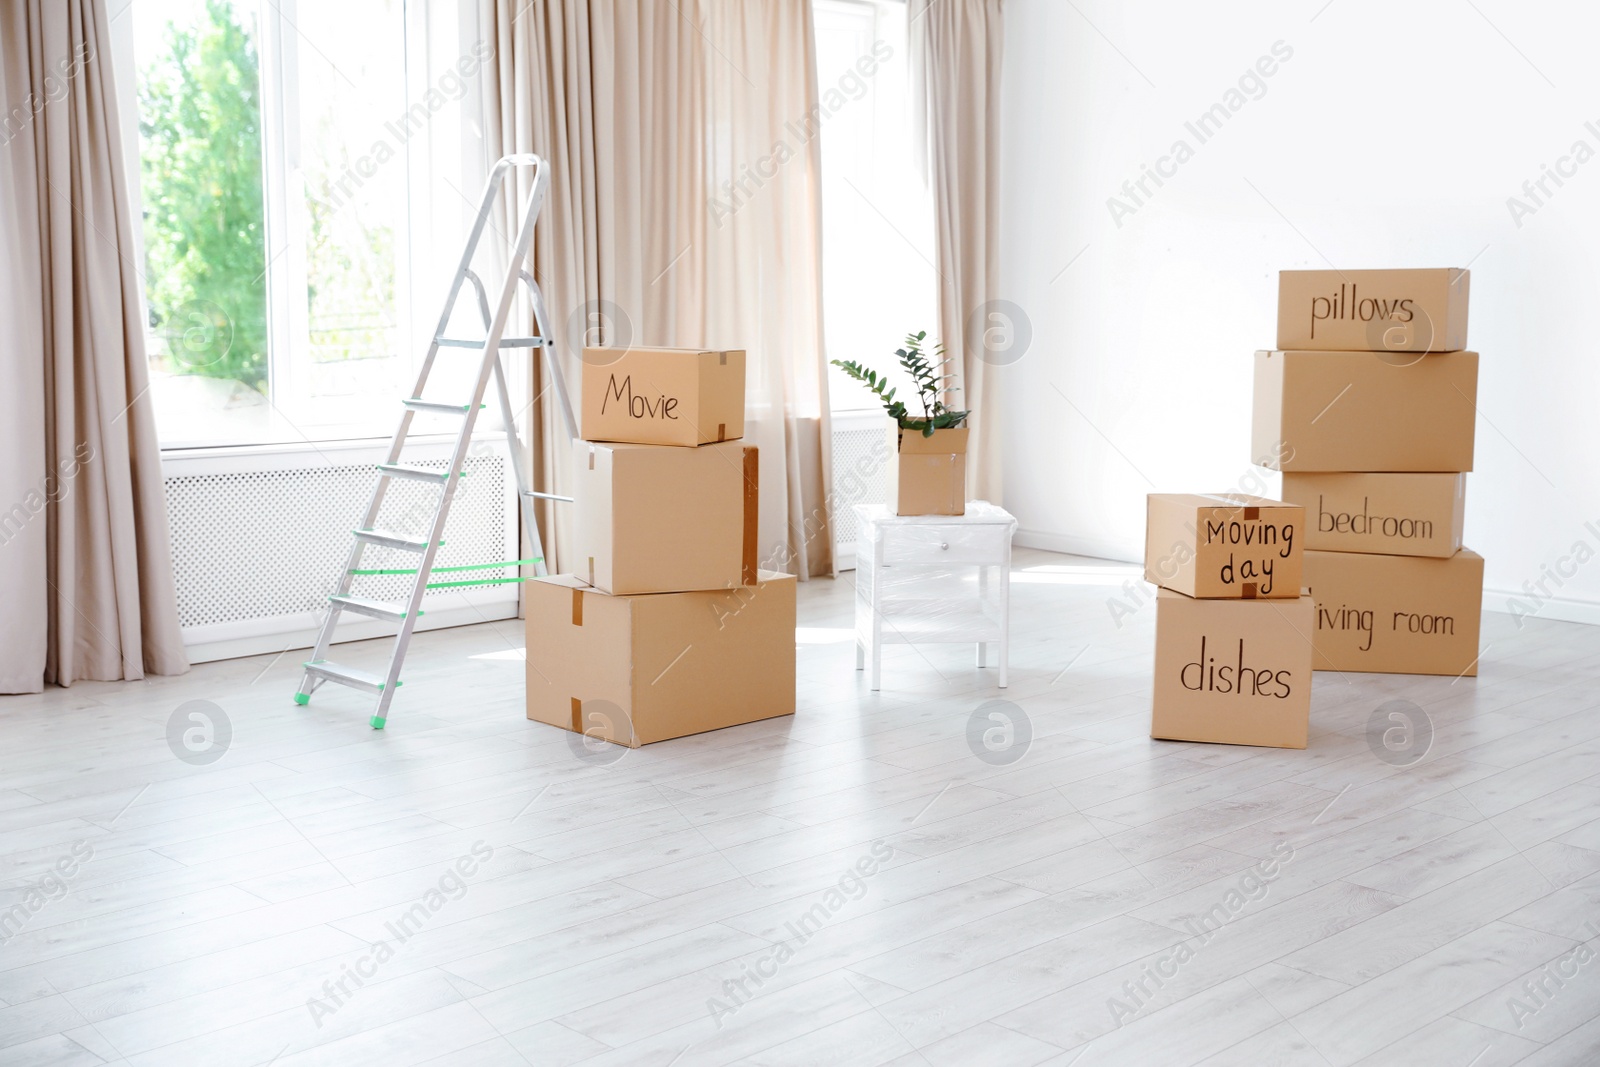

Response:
(1009, 562), (1144, 586)
(469, 648), (527, 662)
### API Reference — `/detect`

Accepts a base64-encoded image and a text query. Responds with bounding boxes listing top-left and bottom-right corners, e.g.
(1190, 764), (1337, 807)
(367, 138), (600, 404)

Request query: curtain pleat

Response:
(913, 0), (1006, 506)
(0, 0), (188, 692)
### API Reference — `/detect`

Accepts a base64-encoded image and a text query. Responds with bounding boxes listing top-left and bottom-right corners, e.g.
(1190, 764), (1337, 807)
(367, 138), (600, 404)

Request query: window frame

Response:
(114, 0), (473, 453)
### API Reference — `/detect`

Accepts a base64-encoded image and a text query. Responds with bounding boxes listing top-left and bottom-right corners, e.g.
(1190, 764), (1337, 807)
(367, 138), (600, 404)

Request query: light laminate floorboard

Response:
(1, 549), (1598, 1065)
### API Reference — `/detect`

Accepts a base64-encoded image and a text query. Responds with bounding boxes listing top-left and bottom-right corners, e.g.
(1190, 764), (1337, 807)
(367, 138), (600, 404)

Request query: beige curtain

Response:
(0, 0), (188, 692)
(478, 0), (834, 579)
(912, 0), (1005, 504)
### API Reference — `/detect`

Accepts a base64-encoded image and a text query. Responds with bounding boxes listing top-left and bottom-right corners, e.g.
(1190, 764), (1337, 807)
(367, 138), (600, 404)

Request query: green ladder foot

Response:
(370, 716), (387, 730)
(293, 692), (310, 706)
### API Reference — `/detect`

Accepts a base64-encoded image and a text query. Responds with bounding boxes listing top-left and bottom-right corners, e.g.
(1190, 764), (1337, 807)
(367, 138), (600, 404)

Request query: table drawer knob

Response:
(940, 542), (949, 550)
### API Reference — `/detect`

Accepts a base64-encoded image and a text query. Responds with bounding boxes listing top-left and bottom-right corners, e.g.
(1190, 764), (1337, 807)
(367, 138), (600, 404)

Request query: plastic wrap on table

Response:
(852, 502), (1017, 645)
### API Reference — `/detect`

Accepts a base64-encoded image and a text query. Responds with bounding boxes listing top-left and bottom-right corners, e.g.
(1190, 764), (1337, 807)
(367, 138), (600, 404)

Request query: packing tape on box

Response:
(571, 588), (584, 626)
(570, 697), (582, 732)
(742, 446), (759, 585)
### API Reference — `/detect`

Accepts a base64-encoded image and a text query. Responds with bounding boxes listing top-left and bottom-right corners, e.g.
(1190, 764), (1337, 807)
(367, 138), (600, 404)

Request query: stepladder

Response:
(295, 154), (577, 729)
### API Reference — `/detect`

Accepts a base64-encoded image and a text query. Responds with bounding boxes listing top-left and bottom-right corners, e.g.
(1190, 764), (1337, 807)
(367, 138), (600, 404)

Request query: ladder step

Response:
(377, 464), (461, 484)
(435, 336), (548, 349)
(354, 529), (439, 552)
(302, 660), (402, 694)
(403, 399), (484, 415)
(523, 490), (574, 503)
(329, 595), (419, 622)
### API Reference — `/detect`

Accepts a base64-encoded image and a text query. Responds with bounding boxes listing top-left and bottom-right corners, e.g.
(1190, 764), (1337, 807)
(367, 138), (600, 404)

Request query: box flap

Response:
(897, 425), (970, 455)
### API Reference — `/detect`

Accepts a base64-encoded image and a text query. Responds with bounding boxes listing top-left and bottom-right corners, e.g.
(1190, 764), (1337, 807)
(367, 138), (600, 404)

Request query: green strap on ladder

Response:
(348, 557), (542, 590)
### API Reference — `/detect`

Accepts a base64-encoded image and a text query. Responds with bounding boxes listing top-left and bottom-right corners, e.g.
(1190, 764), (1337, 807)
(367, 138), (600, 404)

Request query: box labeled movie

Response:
(1281, 472), (1466, 558)
(1252, 349), (1478, 472)
(581, 346), (746, 447)
(1145, 493), (1303, 599)
(1304, 548), (1484, 676)
(1277, 268), (1469, 352)
(1152, 590), (1315, 749)
(525, 572), (796, 747)
(573, 440), (757, 595)
(888, 423), (967, 516)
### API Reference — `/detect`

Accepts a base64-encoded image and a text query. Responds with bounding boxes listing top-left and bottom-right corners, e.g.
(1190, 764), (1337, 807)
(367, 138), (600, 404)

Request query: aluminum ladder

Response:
(295, 153), (577, 729)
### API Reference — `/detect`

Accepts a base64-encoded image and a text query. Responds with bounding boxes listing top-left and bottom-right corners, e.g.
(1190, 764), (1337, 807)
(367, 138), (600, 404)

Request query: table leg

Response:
(870, 540), (884, 691)
(999, 557), (1011, 688)
(855, 639), (864, 671)
(977, 563), (991, 670)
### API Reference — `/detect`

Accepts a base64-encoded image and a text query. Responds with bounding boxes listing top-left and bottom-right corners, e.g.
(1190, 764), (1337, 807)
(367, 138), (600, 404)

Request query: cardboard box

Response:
(1281, 472), (1466, 558)
(581, 346), (746, 447)
(1252, 349), (1478, 472)
(1145, 493), (1303, 599)
(1152, 590), (1315, 749)
(525, 571), (796, 746)
(1304, 548), (1484, 676)
(573, 440), (757, 595)
(1277, 268), (1469, 352)
(888, 424), (967, 516)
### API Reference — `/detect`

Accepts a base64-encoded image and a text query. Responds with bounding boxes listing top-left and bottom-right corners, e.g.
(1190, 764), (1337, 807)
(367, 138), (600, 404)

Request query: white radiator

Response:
(163, 436), (520, 663)
(830, 410), (891, 569)
(163, 417), (877, 665)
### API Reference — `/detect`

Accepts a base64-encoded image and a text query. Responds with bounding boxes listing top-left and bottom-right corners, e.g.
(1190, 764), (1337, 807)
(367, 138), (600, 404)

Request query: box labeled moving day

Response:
(888, 424), (967, 516)
(1252, 349), (1478, 472)
(573, 440), (757, 595)
(1146, 493), (1303, 599)
(1281, 472), (1466, 558)
(1277, 268), (1470, 352)
(581, 346), (746, 447)
(1304, 548), (1484, 676)
(525, 572), (796, 747)
(1152, 590), (1315, 749)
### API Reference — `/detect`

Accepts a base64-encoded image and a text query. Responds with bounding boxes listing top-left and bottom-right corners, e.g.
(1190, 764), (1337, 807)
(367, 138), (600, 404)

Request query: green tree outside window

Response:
(138, 0), (268, 392)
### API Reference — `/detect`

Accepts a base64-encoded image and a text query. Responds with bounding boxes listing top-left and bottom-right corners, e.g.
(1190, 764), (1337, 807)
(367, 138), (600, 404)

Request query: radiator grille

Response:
(165, 454), (509, 629)
(831, 422), (890, 552)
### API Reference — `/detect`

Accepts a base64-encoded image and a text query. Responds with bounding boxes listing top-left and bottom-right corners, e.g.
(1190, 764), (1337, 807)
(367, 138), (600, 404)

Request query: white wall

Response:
(998, 0), (1600, 624)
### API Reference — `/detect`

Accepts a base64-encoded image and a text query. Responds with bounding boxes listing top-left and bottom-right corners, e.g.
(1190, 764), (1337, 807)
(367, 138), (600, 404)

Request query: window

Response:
(125, 0), (480, 448)
(813, 0), (938, 415)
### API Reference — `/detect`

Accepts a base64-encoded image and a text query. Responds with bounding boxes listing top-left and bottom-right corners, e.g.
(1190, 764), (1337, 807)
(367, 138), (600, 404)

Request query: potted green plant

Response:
(833, 332), (970, 515)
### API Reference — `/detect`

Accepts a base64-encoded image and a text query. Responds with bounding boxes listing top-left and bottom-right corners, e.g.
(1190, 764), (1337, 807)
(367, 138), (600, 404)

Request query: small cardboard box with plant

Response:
(833, 332), (970, 516)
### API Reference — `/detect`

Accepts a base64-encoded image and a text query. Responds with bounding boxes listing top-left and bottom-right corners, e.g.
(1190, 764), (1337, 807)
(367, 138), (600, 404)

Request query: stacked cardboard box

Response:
(1254, 269), (1484, 677)
(524, 346), (796, 747)
(1144, 494), (1316, 749)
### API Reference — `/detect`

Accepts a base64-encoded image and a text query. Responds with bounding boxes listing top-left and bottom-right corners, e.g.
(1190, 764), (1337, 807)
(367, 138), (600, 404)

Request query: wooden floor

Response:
(3, 548), (1600, 1066)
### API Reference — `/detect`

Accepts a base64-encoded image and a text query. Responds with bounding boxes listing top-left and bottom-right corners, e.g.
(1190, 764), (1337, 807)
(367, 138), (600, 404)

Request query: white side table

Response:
(853, 501), (1018, 691)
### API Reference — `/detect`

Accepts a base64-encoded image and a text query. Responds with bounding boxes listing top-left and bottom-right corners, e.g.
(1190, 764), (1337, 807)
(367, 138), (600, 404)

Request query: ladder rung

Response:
(354, 529), (439, 552)
(435, 336), (547, 349)
(403, 399), (484, 415)
(329, 595), (419, 622)
(377, 464), (460, 484)
(522, 491), (574, 503)
(302, 660), (401, 694)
